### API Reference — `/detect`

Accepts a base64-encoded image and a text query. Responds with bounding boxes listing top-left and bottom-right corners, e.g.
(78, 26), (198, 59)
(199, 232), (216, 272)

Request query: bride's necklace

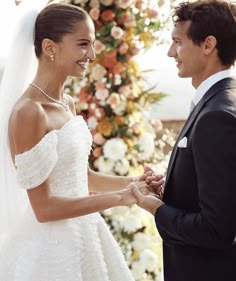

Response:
(29, 83), (69, 111)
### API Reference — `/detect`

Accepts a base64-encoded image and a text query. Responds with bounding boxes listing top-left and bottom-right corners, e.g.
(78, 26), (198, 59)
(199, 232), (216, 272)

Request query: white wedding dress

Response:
(0, 115), (134, 281)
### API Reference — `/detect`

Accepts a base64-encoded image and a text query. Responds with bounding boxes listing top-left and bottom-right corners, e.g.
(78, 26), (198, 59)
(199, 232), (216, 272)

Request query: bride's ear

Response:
(41, 38), (56, 61)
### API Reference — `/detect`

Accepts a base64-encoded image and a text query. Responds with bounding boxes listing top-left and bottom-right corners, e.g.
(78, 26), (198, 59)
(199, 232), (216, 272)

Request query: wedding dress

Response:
(0, 115), (134, 281)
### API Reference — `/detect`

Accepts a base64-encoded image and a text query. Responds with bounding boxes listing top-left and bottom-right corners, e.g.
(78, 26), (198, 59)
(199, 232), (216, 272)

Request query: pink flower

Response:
(95, 80), (106, 90)
(118, 85), (132, 98)
(95, 88), (109, 101)
(106, 92), (120, 109)
(148, 8), (159, 20)
(89, 7), (100, 20)
(151, 119), (163, 132)
(118, 42), (129, 54)
(93, 133), (106, 145)
(94, 40), (105, 54)
(111, 26), (124, 40)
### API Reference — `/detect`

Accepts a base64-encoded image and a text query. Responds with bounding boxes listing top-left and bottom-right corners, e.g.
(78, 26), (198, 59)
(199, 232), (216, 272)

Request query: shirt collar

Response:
(192, 69), (235, 106)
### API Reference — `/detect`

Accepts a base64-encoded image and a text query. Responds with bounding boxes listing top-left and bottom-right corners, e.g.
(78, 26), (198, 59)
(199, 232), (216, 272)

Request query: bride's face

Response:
(54, 18), (96, 79)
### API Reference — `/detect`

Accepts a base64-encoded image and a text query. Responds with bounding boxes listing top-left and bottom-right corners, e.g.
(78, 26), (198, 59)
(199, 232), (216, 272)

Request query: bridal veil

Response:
(0, 0), (47, 240)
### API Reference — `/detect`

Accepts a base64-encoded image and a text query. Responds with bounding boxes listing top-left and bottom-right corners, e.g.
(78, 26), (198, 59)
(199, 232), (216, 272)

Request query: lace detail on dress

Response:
(15, 131), (58, 189)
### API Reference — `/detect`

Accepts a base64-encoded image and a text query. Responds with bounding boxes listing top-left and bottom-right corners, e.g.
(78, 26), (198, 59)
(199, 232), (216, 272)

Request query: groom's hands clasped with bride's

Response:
(133, 166), (165, 215)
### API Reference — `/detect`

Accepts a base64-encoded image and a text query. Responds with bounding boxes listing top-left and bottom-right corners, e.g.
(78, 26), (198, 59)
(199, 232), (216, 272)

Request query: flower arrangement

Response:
(61, 0), (177, 280)
(63, 0), (169, 177)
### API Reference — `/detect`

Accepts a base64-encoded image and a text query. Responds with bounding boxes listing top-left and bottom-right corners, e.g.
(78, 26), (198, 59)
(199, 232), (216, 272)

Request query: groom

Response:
(135, 1), (236, 281)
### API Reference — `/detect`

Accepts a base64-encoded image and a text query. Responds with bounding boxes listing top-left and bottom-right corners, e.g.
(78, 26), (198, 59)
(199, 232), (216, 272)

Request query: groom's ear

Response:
(41, 38), (57, 59)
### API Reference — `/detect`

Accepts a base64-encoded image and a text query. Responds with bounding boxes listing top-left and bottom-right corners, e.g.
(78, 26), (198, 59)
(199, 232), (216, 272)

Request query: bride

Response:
(0, 2), (164, 280)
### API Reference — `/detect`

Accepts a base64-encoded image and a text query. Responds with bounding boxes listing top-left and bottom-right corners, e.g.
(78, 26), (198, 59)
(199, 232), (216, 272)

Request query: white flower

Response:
(132, 232), (152, 251)
(95, 88), (109, 100)
(103, 138), (127, 161)
(74, 0), (89, 4)
(97, 156), (114, 173)
(138, 133), (155, 159)
(116, 0), (135, 9)
(131, 261), (146, 280)
(113, 97), (127, 115)
(119, 214), (142, 233)
(114, 74), (122, 85)
(91, 64), (107, 81)
(140, 249), (159, 272)
(89, 0), (100, 8)
(114, 159), (130, 175)
(100, 0), (113, 6)
(111, 206), (130, 216)
(87, 116), (98, 130)
(111, 26), (124, 39)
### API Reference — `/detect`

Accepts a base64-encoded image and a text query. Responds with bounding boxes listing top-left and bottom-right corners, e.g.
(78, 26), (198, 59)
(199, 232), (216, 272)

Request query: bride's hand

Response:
(132, 185), (164, 215)
(119, 181), (148, 206)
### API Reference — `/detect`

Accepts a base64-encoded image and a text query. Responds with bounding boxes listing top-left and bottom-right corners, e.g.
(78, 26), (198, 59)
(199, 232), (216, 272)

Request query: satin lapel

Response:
(165, 78), (236, 186)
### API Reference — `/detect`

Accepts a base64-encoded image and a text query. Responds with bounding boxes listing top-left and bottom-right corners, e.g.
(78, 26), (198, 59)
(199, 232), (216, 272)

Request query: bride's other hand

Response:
(119, 181), (148, 206)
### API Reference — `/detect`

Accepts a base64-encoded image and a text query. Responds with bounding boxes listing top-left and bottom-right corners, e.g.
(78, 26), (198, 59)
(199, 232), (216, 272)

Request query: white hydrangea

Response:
(138, 132), (155, 159)
(114, 158), (130, 175)
(103, 138), (127, 161)
(119, 214), (142, 233)
(131, 261), (146, 280)
(139, 249), (159, 272)
(97, 156), (114, 173)
(132, 232), (152, 251)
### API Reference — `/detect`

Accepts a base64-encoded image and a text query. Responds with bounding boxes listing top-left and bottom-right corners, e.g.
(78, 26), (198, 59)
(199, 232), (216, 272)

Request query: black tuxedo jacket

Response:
(155, 78), (236, 281)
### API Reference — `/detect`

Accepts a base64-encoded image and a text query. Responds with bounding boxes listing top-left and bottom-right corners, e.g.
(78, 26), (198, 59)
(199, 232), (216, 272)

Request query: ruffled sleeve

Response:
(15, 131), (58, 190)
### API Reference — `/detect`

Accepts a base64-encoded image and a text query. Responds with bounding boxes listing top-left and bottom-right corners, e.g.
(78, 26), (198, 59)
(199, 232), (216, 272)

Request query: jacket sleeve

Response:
(155, 110), (236, 250)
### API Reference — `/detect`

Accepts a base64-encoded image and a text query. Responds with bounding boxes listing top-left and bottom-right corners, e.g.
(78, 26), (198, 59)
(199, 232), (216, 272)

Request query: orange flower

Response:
(100, 10), (115, 22)
(97, 119), (113, 137)
(112, 61), (126, 75)
(114, 116), (126, 126)
(101, 50), (118, 70)
(78, 85), (92, 102)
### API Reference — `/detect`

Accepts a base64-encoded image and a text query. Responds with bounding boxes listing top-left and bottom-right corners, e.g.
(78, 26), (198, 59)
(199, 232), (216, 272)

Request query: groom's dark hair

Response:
(172, 0), (236, 66)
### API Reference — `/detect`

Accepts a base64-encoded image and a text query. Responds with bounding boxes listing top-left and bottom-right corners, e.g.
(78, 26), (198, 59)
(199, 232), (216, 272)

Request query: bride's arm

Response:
(27, 180), (140, 222)
(88, 167), (136, 193)
(9, 97), (142, 223)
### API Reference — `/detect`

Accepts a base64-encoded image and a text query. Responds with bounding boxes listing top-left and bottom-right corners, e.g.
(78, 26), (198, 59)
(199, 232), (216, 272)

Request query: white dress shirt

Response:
(191, 69), (236, 110)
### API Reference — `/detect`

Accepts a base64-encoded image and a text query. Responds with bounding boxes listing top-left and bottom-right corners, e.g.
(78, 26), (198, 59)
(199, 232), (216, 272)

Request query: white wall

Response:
(136, 44), (195, 121)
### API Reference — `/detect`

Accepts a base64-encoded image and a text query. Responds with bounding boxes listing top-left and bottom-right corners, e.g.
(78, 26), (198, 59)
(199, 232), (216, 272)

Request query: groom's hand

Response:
(142, 166), (165, 198)
(132, 184), (164, 215)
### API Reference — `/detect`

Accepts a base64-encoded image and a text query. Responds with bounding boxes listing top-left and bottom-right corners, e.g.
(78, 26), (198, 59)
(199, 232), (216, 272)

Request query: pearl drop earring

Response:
(50, 54), (54, 61)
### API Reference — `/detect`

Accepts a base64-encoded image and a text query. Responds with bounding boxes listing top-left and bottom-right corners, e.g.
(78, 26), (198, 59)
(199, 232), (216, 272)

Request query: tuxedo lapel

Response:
(165, 78), (236, 186)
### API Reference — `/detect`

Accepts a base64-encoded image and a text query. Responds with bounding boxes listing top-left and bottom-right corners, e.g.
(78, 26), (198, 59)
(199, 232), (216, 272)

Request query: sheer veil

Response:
(0, 0), (47, 240)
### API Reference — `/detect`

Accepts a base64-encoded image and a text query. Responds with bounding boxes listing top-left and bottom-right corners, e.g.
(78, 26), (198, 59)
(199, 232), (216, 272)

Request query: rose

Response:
(111, 26), (124, 40)
(100, 9), (115, 22)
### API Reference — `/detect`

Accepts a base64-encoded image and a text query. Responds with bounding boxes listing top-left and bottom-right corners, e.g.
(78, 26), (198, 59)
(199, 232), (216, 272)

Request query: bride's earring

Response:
(50, 54), (54, 61)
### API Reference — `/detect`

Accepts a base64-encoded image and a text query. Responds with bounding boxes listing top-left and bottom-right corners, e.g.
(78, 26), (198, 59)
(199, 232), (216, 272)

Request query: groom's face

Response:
(167, 21), (206, 86)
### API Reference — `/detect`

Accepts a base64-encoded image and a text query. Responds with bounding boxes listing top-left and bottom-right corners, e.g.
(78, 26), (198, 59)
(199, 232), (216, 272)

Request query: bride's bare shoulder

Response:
(9, 97), (48, 156)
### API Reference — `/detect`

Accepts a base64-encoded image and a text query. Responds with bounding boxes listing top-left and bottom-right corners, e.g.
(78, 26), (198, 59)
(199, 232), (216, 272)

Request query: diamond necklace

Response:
(29, 83), (69, 111)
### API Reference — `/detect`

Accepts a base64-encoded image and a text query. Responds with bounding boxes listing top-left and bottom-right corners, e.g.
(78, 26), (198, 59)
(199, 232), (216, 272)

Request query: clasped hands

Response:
(131, 167), (165, 215)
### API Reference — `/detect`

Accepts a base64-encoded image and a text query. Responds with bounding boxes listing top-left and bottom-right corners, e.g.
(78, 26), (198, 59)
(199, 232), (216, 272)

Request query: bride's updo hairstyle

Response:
(34, 3), (89, 58)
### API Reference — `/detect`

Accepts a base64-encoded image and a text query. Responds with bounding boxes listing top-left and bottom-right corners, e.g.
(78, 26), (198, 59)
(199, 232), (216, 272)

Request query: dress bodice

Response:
(15, 116), (92, 197)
